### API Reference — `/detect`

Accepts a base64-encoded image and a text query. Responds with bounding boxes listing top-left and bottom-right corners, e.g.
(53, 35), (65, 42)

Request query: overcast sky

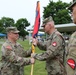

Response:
(0, 0), (72, 27)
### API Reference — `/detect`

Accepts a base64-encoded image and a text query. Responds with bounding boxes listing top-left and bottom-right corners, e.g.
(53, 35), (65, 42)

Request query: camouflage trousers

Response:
(48, 72), (65, 75)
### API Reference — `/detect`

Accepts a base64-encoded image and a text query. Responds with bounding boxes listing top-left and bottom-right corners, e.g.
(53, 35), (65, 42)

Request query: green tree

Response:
(0, 20), (5, 33)
(15, 18), (30, 41)
(1, 17), (15, 28)
(43, 0), (72, 24)
(0, 17), (15, 33)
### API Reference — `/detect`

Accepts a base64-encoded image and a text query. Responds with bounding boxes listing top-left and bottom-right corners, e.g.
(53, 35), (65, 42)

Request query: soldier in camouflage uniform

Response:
(66, 0), (76, 75)
(31, 16), (66, 75)
(0, 27), (35, 75)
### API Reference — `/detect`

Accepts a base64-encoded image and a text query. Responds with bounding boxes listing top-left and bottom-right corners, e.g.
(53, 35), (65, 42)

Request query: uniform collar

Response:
(6, 39), (18, 46)
(49, 29), (57, 38)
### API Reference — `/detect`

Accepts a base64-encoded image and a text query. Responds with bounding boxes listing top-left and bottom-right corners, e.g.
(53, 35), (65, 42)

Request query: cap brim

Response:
(41, 25), (44, 27)
(41, 24), (45, 27)
(13, 31), (20, 33)
(68, 2), (76, 10)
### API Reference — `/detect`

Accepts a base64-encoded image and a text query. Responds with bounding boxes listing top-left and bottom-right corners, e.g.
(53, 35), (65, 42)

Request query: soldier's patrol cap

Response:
(68, 0), (76, 10)
(42, 16), (53, 27)
(6, 27), (20, 33)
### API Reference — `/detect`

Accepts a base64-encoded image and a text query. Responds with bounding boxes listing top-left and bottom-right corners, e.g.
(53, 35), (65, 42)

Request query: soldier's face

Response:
(43, 22), (51, 34)
(9, 32), (19, 41)
(71, 4), (76, 24)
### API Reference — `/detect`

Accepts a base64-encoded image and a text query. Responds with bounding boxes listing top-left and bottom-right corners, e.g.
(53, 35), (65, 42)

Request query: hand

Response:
(32, 38), (38, 46)
(30, 58), (35, 64)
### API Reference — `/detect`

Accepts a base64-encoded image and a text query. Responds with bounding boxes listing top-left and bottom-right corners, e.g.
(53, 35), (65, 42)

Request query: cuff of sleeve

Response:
(34, 54), (37, 59)
(23, 58), (31, 65)
(37, 42), (40, 46)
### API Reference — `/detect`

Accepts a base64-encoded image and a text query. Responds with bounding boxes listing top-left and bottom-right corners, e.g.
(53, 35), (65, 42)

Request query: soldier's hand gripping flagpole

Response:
(30, 1), (40, 75)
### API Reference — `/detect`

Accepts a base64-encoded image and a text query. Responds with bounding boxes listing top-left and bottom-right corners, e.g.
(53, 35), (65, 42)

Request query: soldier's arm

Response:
(32, 36), (63, 61)
(23, 48), (32, 57)
(37, 41), (47, 51)
(67, 32), (76, 56)
(1, 45), (34, 66)
(17, 43), (32, 57)
(20, 45), (32, 57)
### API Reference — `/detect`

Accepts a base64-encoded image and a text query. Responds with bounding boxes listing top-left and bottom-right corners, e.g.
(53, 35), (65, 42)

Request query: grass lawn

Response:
(0, 39), (47, 75)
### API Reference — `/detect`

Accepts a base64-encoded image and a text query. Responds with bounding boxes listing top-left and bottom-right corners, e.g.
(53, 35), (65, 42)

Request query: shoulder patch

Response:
(6, 45), (12, 50)
(52, 42), (57, 47)
(67, 58), (75, 70)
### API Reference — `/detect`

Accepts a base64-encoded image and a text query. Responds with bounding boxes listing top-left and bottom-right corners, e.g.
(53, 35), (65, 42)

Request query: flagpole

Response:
(30, 1), (40, 75)
(31, 44), (35, 75)
(30, 64), (34, 75)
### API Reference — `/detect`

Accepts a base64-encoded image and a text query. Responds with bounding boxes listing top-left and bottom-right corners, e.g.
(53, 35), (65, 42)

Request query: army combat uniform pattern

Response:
(0, 40), (32, 75)
(66, 31), (76, 75)
(34, 29), (66, 75)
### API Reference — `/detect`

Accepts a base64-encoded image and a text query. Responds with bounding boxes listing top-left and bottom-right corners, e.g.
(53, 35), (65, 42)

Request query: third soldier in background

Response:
(32, 16), (66, 75)
(66, 0), (76, 75)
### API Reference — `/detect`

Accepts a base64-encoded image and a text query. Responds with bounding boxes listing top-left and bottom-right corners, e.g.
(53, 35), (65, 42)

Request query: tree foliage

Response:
(1, 17), (15, 28)
(15, 18), (30, 41)
(43, 0), (72, 25)
(0, 17), (30, 39)
(0, 17), (15, 33)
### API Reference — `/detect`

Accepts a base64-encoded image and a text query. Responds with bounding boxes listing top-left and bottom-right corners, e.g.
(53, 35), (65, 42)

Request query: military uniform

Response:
(33, 29), (66, 75)
(66, 32), (76, 75)
(0, 27), (32, 75)
(66, 0), (76, 75)
(32, 16), (66, 75)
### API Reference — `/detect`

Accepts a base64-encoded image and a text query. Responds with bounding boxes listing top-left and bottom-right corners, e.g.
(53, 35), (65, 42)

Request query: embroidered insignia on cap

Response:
(52, 42), (57, 47)
(6, 45), (12, 50)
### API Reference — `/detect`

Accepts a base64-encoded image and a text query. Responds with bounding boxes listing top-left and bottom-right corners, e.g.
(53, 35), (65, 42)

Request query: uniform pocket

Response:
(1, 66), (13, 75)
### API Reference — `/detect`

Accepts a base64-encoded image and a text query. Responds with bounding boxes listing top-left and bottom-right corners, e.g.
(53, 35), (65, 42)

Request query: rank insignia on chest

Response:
(52, 42), (57, 47)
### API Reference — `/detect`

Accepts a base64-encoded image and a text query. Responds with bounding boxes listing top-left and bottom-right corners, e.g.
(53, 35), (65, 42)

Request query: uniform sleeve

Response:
(67, 32), (76, 56)
(37, 41), (47, 51)
(17, 44), (32, 57)
(34, 35), (63, 61)
(24, 49), (32, 57)
(1, 45), (32, 66)
(22, 47), (32, 57)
